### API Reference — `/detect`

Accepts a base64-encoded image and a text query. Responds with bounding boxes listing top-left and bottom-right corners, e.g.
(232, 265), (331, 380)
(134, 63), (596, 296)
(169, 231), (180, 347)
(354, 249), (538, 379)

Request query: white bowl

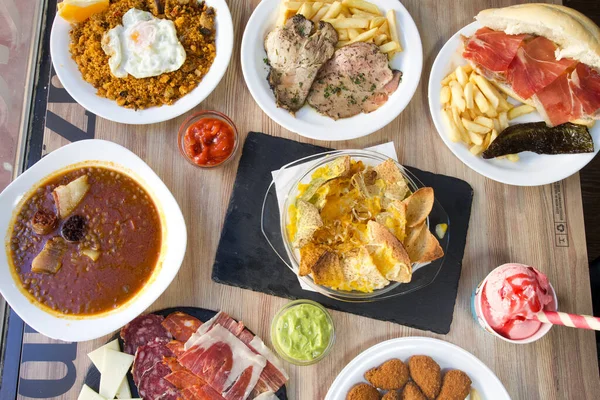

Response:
(50, 0), (234, 125)
(241, 0), (423, 141)
(0, 140), (187, 341)
(428, 21), (600, 186)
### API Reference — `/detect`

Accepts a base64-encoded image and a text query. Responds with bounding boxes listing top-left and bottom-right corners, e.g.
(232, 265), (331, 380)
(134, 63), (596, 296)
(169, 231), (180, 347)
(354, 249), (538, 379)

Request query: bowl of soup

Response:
(0, 140), (186, 341)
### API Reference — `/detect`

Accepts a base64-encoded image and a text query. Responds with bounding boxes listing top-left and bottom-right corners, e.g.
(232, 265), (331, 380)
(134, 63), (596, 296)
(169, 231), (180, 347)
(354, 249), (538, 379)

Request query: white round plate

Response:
(325, 337), (510, 399)
(50, 0), (234, 125)
(428, 22), (600, 186)
(241, 0), (423, 141)
(0, 140), (187, 341)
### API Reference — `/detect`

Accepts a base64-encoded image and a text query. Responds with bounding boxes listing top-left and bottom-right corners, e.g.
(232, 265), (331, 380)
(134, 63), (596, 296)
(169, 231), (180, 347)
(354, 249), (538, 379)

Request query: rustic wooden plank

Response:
(13, 1), (600, 399)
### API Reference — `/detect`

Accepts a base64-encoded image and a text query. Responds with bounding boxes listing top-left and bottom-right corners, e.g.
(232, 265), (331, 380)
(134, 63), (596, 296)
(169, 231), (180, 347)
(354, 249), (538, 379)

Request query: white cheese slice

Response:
(87, 339), (120, 371)
(78, 384), (107, 400)
(99, 349), (134, 399)
(88, 340), (132, 398)
(115, 378), (132, 399)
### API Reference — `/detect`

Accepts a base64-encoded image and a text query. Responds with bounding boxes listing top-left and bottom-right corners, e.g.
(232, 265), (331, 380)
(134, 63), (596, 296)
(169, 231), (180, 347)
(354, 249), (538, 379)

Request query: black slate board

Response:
(84, 307), (288, 399)
(212, 132), (473, 334)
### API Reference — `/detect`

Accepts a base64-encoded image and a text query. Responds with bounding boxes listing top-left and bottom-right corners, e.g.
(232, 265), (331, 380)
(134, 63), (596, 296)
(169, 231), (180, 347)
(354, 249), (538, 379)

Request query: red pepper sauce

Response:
(184, 118), (235, 166)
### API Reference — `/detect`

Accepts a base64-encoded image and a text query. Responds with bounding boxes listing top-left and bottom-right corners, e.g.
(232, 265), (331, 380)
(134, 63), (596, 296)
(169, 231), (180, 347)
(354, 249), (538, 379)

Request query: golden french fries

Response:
(440, 65), (538, 161)
(280, 1), (402, 57)
(508, 104), (536, 120)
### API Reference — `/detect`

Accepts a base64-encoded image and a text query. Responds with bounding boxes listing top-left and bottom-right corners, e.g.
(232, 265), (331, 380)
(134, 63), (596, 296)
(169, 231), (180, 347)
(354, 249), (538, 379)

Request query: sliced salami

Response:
(121, 314), (172, 355)
(132, 337), (173, 386)
(137, 361), (180, 400)
(162, 312), (203, 342)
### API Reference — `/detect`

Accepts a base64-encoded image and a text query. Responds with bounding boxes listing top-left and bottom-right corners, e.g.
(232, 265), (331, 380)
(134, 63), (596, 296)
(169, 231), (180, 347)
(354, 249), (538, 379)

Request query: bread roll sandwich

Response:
(462, 4), (600, 127)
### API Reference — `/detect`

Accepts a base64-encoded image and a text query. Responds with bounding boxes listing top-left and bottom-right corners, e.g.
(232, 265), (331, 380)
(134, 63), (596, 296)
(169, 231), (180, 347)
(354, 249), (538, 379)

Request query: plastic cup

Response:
(471, 264), (558, 344)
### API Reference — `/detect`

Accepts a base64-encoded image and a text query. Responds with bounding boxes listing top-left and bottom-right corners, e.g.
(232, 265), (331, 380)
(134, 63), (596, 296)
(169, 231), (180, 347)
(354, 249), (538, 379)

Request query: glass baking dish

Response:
(261, 149), (450, 302)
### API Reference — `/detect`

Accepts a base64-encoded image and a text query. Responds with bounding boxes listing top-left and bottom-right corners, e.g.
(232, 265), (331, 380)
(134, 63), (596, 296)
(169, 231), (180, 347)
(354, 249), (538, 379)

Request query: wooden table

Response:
(11, 0), (600, 399)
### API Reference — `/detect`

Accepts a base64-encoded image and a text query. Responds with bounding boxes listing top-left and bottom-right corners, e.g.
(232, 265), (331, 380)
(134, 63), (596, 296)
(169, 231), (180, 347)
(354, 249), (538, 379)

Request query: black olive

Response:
(61, 215), (87, 242)
(200, 27), (212, 36)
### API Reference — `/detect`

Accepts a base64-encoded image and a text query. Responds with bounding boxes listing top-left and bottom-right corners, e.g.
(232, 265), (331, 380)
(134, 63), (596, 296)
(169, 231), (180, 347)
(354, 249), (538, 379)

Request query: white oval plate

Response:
(50, 0), (234, 125)
(428, 22), (600, 186)
(241, 0), (423, 141)
(325, 337), (510, 399)
(0, 140), (187, 341)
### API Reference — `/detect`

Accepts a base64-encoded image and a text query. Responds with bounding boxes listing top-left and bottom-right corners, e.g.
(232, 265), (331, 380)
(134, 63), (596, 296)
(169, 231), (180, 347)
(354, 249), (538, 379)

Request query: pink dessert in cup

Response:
(481, 263), (556, 340)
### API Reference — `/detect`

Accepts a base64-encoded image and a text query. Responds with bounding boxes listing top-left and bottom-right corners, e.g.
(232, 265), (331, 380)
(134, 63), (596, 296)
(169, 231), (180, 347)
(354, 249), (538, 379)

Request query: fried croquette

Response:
(437, 370), (472, 400)
(382, 390), (401, 400)
(408, 356), (441, 399)
(365, 359), (410, 390)
(401, 382), (426, 400)
(347, 383), (381, 400)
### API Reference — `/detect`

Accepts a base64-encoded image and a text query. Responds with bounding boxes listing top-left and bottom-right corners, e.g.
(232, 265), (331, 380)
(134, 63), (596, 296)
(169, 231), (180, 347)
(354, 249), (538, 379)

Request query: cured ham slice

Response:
(165, 369), (207, 389)
(507, 37), (577, 99)
(534, 73), (584, 126)
(185, 312), (245, 350)
(163, 312), (203, 342)
(569, 63), (600, 117)
(180, 384), (226, 400)
(178, 325), (267, 399)
(463, 28), (528, 73)
(237, 329), (289, 397)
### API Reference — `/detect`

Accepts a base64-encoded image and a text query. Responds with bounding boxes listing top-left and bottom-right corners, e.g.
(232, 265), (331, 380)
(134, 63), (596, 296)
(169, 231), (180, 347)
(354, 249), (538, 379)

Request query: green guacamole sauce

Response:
(274, 304), (332, 361)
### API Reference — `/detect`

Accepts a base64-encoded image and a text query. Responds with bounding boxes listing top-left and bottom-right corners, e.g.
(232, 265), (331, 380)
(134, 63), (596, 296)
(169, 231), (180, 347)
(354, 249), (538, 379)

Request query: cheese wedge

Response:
(99, 349), (134, 399)
(87, 339), (120, 370)
(88, 340), (132, 398)
(78, 385), (106, 400)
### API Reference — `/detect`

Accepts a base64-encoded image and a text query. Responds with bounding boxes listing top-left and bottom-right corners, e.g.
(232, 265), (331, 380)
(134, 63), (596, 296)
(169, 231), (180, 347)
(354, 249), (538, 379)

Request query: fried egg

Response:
(101, 9), (186, 79)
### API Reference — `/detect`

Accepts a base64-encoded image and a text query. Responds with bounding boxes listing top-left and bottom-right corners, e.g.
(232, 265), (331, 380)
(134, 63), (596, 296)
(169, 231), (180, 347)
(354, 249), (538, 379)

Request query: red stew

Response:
(183, 117), (235, 166)
(8, 167), (162, 316)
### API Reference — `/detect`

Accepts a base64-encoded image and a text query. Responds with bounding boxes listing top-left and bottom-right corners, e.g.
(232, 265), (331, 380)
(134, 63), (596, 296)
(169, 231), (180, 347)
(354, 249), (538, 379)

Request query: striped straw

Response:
(534, 311), (600, 331)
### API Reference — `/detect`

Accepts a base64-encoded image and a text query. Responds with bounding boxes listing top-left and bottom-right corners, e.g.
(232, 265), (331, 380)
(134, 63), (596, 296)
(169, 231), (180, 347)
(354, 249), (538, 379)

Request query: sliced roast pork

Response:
(264, 15), (337, 113)
(307, 42), (402, 119)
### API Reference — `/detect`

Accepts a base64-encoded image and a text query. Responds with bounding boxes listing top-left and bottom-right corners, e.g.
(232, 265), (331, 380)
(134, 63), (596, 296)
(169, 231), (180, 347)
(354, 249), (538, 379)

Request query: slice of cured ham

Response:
(534, 73), (584, 126)
(507, 37), (577, 99)
(185, 312), (245, 350)
(463, 27), (528, 73)
(178, 325), (267, 399)
(569, 63), (600, 117)
(237, 329), (289, 397)
(180, 384), (226, 400)
(163, 312), (203, 342)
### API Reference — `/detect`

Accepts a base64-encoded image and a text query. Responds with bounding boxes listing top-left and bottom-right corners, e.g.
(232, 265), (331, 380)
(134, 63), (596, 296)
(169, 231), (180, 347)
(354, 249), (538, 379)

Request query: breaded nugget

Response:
(347, 383), (381, 400)
(382, 390), (401, 400)
(437, 370), (472, 400)
(365, 359), (410, 390)
(408, 356), (441, 399)
(401, 382), (426, 400)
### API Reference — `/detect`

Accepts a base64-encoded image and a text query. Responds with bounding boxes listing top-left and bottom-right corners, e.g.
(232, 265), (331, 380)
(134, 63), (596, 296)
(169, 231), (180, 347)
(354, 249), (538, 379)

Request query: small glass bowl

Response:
(177, 110), (239, 168)
(270, 300), (335, 366)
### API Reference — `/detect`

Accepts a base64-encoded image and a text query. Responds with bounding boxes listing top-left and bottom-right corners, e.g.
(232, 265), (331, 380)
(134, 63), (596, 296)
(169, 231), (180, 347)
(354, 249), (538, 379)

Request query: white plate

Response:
(50, 0), (234, 125)
(428, 22), (600, 186)
(241, 0), (423, 141)
(0, 140), (187, 341)
(325, 337), (510, 399)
